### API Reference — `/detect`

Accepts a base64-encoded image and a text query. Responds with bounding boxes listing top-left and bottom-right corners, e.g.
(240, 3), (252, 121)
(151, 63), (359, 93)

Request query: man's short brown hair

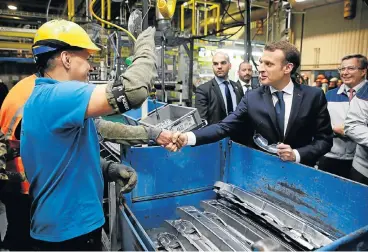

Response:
(341, 54), (368, 69)
(264, 41), (301, 74)
(238, 61), (252, 70)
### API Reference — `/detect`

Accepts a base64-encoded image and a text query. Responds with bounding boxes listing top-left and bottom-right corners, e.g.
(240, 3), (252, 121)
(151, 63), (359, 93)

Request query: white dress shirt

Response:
(239, 79), (252, 93)
(269, 80), (300, 163)
(214, 76), (238, 114)
(187, 79), (301, 163)
(342, 80), (366, 98)
(269, 80), (294, 136)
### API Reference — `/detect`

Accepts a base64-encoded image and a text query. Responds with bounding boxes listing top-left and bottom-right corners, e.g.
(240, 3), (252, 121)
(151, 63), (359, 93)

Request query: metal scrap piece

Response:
(214, 181), (333, 250)
(177, 206), (250, 251)
(157, 232), (186, 251)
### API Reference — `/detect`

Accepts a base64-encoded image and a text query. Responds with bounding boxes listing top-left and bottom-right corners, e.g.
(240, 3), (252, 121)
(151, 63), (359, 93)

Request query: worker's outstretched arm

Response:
(86, 27), (157, 118)
(95, 118), (173, 146)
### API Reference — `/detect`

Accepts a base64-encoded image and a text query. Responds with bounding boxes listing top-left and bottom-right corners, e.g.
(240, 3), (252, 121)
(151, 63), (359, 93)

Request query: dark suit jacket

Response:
(236, 77), (260, 96)
(193, 83), (333, 167)
(195, 78), (244, 125)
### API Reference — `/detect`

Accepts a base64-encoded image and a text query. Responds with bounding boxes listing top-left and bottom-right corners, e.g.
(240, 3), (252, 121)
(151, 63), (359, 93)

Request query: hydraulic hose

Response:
(90, 0), (137, 42)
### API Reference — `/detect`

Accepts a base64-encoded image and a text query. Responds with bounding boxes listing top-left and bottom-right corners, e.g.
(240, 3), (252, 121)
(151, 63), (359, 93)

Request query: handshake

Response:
(156, 130), (189, 152)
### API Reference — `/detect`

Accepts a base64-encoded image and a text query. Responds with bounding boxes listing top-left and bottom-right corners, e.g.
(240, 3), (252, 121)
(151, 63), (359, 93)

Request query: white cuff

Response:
(186, 132), (196, 146)
(293, 149), (301, 163)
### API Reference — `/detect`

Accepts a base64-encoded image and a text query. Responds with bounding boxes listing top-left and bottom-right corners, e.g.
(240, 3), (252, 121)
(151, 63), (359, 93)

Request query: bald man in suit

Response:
(195, 52), (243, 125)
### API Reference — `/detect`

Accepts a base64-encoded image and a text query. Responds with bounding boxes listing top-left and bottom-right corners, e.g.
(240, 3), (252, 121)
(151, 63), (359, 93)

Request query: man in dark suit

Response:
(237, 61), (260, 94)
(195, 52), (243, 125)
(171, 41), (333, 167)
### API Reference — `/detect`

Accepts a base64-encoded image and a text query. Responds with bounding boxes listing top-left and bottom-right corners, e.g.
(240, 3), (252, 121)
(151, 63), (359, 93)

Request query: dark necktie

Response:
(348, 88), (355, 102)
(274, 91), (285, 137)
(223, 81), (234, 114)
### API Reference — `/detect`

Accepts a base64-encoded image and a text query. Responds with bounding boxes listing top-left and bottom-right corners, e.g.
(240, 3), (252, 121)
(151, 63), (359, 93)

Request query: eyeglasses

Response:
(338, 66), (364, 73)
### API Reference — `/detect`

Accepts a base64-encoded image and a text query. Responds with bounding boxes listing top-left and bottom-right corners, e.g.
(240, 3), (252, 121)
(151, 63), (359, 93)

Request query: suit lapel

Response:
(285, 84), (304, 139)
(211, 79), (226, 113)
(262, 86), (282, 139)
(230, 81), (243, 103)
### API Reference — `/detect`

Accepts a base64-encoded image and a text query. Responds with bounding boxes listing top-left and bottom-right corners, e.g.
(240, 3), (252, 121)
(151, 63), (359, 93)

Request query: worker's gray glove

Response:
(119, 27), (158, 109)
(100, 158), (138, 193)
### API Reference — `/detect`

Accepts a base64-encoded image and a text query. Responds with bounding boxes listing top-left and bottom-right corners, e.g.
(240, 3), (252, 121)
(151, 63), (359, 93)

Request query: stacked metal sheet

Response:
(147, 182), (335, 251)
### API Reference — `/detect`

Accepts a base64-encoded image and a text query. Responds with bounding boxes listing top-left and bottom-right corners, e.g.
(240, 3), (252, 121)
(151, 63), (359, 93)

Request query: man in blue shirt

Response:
(20, 19), (159, 250)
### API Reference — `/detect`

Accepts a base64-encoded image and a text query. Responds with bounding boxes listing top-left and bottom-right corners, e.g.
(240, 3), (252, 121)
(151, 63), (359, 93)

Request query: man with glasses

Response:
(195, 52), (243, 125)
(319, 54), (367, 178)
(170, 41), (333, 167)
(343, 55), (368, 185)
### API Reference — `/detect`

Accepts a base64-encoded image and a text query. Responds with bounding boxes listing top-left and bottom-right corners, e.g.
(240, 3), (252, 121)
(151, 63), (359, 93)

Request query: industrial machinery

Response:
(3, 1), (368, 250)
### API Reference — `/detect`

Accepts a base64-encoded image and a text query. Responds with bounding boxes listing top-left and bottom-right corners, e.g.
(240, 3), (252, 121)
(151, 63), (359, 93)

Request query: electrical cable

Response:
(141, 0), (151, 27)
(46, 0), (52, 21)
(90, 0), (137, 42)
(192, 22), (244, 39)
(238, 0), (244, 20)
(225, 0), (244, 22)
(220, 0), (244, 25)
(198, 25), (244, 42)
(219, 0), (225, 25)
(223, 1), (239, 23)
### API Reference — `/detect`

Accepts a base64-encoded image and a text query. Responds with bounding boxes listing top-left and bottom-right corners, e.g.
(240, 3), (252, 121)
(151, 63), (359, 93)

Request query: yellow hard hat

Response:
(32, 19), (100, 56)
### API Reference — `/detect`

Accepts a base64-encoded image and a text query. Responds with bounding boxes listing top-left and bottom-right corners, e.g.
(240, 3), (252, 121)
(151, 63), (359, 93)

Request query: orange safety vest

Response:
(0, 74), (37, 194)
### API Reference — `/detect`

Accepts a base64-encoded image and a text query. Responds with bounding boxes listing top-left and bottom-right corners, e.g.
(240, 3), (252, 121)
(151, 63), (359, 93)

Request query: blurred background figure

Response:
(314, 78), (322, 87)
(329, 77), (338, 90)
(321, 78), (329, 93)
(300, 73), (309, 85)
(337, 79), (343, 88)
(314, 74), (325, 88)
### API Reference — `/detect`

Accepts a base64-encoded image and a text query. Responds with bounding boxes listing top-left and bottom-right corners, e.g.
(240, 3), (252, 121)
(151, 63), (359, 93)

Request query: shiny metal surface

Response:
(177, 206), (249, 251)
(164, 220), (217, 251)
(214, 181), (333, 250)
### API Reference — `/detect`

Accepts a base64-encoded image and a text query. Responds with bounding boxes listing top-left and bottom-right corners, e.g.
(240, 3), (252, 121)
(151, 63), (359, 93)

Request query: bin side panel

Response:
(125, 142), (223, 200)
(122, 141), (225, 228)
(317, 225), (368, 251)
(227, 143), (368, 238)
(119, 206), (152, 251)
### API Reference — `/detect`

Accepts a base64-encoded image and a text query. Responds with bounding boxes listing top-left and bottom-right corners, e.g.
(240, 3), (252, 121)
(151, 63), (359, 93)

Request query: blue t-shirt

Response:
(21, 78), (104, 242)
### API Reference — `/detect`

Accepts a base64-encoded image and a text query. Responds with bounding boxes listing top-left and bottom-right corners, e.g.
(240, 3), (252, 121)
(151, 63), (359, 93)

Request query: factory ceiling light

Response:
(7, 4), (17, 10)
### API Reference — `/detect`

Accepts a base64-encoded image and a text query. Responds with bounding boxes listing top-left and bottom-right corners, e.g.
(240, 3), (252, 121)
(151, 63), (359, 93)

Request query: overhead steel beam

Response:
(0, 27), (36, 39)
(0, 41), (32, 51)
(15, 2), (64, 11)
(0, 19), (40, 26)
(0, 9), (84, 21)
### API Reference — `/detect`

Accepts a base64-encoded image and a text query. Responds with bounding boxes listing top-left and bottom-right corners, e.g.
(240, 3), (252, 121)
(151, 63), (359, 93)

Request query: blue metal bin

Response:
(121, 99), (166, 125)
(117, 139), (368, 251)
